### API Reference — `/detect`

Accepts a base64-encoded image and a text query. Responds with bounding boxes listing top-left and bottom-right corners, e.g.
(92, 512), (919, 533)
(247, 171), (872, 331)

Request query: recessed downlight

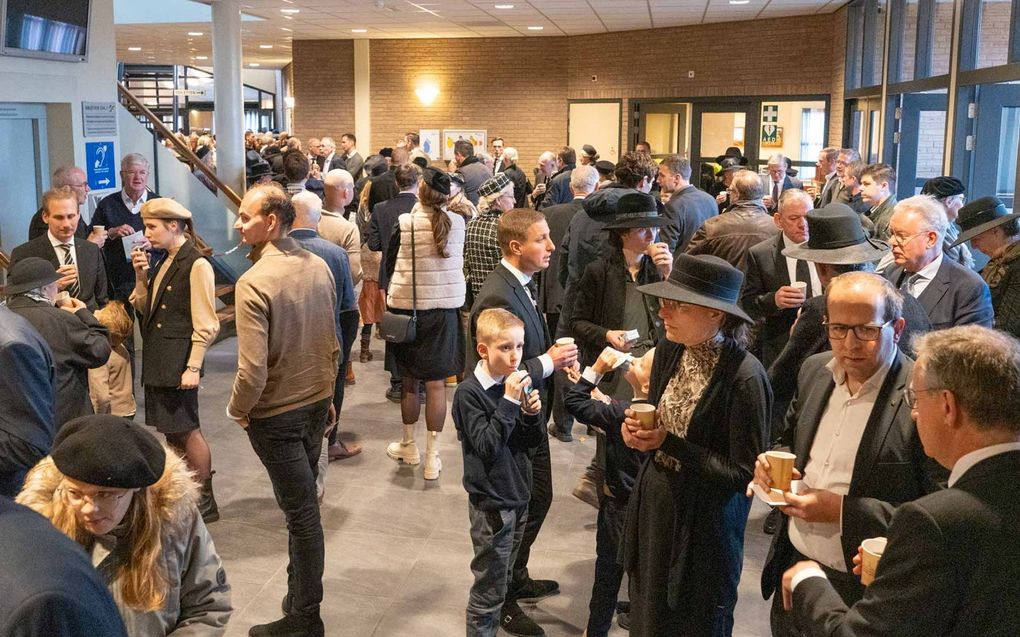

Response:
(128, 46), (142, 51)
(260, 44), (273, 48)
(249, 63), (260, 67)
(352, 28), (368, 33)
(495, 3), (514, 8)
(196, 55), (208, 60)
(187, 31), (204, 36)
(280, 8), (299, 13)
(527, 26), (543, 30)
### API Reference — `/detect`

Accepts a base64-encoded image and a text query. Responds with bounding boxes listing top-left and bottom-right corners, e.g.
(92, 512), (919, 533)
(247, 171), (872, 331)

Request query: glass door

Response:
(690, 102), (758, 184)
(891, 91), (949, 198)
(972, 83), (1020, 210)
(0, 104), (48, 252)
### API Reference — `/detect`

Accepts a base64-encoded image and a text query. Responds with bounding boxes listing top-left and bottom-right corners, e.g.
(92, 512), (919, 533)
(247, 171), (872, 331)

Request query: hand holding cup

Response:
(859, 537), (887, 585)
(775, 283), (807, 309)
(549, 337), (578, 371)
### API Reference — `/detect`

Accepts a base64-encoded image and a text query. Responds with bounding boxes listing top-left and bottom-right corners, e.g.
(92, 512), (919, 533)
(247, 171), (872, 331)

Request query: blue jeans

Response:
(586, 495), (627, 637)
(466, 503), (528, 637)
(246, 397), (330, 617)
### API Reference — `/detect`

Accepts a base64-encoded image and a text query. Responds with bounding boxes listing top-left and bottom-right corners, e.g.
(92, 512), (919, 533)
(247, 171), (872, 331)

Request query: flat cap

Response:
(478, 172), (512, 198)
(52, 415), (166, 489)
(140, 198), (192, 221)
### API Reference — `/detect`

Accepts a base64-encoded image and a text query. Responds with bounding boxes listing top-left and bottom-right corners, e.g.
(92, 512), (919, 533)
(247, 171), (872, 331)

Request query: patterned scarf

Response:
(982, 240), (1020, 289)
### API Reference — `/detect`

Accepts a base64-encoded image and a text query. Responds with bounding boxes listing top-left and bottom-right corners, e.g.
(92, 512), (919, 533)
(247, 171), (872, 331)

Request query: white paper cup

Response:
(790, 281), (807, 292)
(860, 537), (888, 585)
(556, 337), (575, 347)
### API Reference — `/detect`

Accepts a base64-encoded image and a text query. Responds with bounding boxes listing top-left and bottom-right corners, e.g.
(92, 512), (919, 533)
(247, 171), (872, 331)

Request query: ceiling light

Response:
(280, 8), (299, 13)
(260, 44), (273, 48)
(729, 0), (750, 4)
(128, 46), (142, 51)
(527, 26), (543, 30)
(196, 55), (208, 60)
(494, 3), (514, 8)
(249, 63), (260, 67)
(187, 31), (204, 36)
(280, 27), (292, 31)
(351, 28), (367, 33)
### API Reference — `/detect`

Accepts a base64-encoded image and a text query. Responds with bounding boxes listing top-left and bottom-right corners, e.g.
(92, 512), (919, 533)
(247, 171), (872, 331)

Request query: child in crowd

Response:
(87, 301), (136, 418)
(564, 347), (656, 637)
(453, 308), (544, 637)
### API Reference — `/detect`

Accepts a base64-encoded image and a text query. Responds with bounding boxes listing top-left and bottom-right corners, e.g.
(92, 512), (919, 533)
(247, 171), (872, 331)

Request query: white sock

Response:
(425, 430), (440, 454)
(402, 424), (416, 444)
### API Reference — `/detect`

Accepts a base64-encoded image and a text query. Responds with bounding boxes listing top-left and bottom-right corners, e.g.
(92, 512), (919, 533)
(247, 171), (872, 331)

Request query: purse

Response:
(378, 214), (418, 343)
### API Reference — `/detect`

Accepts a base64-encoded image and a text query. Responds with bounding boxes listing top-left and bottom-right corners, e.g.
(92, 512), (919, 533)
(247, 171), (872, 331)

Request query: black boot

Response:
(359, 334), (373, 362)
(198, 474), (220, 523)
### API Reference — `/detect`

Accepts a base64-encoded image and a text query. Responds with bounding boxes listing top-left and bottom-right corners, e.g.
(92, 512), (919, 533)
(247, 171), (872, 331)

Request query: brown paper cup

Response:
(631, 403), (657, 430)
(556, 337), (575, 347)
(765, 451), (796, 492)
(860, 537), (887, 585)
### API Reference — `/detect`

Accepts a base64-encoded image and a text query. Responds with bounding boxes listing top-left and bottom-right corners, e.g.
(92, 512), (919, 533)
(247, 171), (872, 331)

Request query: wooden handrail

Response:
(0, 249), (9, 272)
(117, 83), (243, 208)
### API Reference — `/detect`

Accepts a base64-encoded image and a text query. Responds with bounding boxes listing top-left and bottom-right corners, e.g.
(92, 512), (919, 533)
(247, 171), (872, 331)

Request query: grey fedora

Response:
(783, 203), (890, 265)
(0, 257), (62, 296)
(950, 196), (1020, 247)
(637, 253), (752, 323)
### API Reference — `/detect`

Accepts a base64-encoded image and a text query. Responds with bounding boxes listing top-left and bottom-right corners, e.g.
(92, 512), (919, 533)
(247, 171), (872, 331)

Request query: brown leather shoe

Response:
(328, 442), (363, 461)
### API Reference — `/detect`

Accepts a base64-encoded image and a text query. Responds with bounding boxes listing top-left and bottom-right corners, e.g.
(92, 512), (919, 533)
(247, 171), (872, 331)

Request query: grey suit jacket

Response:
(10, 235), (108, 311)
(793, 451), (1020, 636)
(867, 195), (897, 241)
(885, 257), (994, 331)
(815, 174), (842, 207)
(761, 351), (947, 599)
(343, 151), (364, 181)
(663, 184), (718, 255)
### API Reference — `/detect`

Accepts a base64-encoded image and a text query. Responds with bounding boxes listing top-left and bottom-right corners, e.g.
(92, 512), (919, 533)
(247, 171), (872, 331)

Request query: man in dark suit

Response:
(367, 147), (405, 214)
(753, 272), (946, 635)
(762, 154), (804, 212)
(657, 155), (718, 254)
(339, 133), (364, 181)
(782, 325), (1020, 636)
(469, 208), (579, 636)
(743, 189), (821, 367)
(12, 187), (108, 312)
(884, 195), (993, 331)
(812, 147), (842, 208)
(859, 163), (897, 241)
(27, 165), (98, 243)
(3, 258), (110, 429)
(538, 146), (577, 210)
(317, 137), (347, 173)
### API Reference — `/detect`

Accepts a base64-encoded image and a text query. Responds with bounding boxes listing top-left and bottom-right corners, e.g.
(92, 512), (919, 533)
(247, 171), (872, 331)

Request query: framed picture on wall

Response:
(419, 129), (441, 160)
(443, 129), (487, 161)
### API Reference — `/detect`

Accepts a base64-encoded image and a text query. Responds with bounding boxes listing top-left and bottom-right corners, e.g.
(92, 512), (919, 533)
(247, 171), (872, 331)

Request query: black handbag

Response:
(378, 215), (418, 343)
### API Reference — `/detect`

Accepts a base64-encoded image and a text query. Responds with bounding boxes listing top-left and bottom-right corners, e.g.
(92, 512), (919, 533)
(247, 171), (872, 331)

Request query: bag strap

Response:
(409, 211), (417, 319)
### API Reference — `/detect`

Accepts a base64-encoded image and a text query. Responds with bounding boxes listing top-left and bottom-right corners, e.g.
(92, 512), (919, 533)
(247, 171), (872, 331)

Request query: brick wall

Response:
(292, 12), (848, 166)
(829, 5), (849, 147)
(291, 40), (355, 141)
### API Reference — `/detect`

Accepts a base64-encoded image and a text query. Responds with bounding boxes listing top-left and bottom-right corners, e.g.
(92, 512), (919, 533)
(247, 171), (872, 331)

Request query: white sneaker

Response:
(423, 450), (442, 480)
(386, 440), (420, 465)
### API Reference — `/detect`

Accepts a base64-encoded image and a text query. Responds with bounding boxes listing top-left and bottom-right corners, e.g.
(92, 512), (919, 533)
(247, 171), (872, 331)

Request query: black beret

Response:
(920, 176), (965, 199)
(52, 415), (166, 489)
(594, 160), (616, 176)
(422, 166), (451, 195)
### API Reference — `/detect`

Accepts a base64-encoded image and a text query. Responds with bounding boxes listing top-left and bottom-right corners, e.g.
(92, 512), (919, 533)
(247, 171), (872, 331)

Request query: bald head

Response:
(291, 190), (323, 230)
(323, 169), (355, 211)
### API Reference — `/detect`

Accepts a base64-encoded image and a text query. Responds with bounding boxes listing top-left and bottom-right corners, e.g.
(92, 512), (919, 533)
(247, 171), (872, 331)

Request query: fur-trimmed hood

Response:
(17, 446), (200, 535)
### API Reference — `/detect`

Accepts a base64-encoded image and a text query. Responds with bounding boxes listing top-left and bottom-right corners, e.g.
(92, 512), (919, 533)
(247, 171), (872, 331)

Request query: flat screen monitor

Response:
(2, 0), (90, 62)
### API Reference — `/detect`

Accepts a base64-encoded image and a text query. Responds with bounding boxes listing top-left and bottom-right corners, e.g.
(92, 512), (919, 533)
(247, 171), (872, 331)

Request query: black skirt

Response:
(390, 307), (465, 381)
(144, 386), (200, 434)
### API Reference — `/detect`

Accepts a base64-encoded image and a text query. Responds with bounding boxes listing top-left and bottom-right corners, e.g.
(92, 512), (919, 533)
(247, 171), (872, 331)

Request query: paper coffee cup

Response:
(623, 329), (640, 343)
(765, 451), (796, 492)
(860, 537), (888, 585)
(93, 225), (106, 233)
(790, 281), (807, 292)
(631, 403), (656, 430)
(556, 337), (575, 347)
(55, 291), (70, 304)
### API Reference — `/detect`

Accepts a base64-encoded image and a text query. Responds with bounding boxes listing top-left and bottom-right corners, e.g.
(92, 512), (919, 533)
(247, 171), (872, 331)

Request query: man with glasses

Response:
(782, 325), (1020, 635)
(752, 272), (945, 636)
(883, 195), (993, 331)
(833, 149), (861, 205)
(28, 165), (105, 245)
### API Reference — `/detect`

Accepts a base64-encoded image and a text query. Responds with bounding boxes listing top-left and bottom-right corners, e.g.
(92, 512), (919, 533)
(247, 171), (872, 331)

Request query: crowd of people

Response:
(1, 131), (1019, 637)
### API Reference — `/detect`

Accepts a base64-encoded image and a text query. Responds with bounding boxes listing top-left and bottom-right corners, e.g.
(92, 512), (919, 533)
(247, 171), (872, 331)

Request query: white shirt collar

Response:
(500, 258), (532, 285)
(782, 233), (799, 249)
(47, 230), (74, 248)
(913, 251), (944, 280)
(345, 148), (358, 158)
(826, 347), (895, 396)
(121, 189), (148, 213)
(474, 360), (505, 390)
(949, 442), (1020, 487)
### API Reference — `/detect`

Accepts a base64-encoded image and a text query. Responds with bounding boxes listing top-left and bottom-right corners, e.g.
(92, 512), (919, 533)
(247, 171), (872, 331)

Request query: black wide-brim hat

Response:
(951, 196), (1020, 247)
(603, 192), (668, 230)
(715, 146), (748, 166)
(637, 253), (752, 323)
(783, 203), (890, 265)
(0, 257), (62, 296)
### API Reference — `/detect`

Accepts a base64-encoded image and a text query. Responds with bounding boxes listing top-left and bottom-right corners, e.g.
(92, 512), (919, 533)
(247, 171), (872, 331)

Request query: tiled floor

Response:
(185, 336), (773, 636)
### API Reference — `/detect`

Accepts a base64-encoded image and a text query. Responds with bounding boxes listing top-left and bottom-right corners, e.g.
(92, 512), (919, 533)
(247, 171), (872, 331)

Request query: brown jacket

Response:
(228, 238), (340, 420)
(685, 200), (779, 273)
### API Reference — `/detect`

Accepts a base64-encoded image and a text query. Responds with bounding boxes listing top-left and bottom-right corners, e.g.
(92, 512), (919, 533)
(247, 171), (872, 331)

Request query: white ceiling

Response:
(115, 0), (845, 69)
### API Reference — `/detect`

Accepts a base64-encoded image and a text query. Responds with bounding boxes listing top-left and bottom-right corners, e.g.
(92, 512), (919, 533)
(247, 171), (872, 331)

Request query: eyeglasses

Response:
(61, 486), (131, 509)
(889, 231), (928, 245)
(904, 385), (943, 409)
(822, 319), (893, 341)
(659, 298), (693, 311)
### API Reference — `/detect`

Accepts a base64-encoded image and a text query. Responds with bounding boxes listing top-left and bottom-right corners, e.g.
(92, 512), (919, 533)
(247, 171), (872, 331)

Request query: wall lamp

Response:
(415, 83), (439, 105)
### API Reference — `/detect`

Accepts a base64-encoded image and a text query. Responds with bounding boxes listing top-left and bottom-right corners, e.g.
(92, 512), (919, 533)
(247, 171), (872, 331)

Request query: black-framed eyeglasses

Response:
(822, 319), (893, 341)
(904, 385), (943, 409)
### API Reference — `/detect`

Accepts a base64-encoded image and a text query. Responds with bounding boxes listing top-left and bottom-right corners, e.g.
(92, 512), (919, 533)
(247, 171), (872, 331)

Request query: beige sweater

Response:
(318, 210), (363, 288)
(386, 206), (466, 311)
(228, 238), (340, 420)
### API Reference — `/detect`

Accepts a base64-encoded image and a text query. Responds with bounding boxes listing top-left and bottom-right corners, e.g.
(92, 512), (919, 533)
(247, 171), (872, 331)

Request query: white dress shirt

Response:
(474, 360), (520, 404)
(121, 189), (148, 215)
(905, 252), (943, 298)
(48, 230), (77, 265)
(500, 257), (553, 379)
(782, 234), (822, 297)
(788, 351), (894, 572)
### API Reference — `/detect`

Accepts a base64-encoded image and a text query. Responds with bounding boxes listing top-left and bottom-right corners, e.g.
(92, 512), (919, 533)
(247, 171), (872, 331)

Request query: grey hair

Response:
(767, 153), (787, 167)
(501, 147), (519, 165)
(121, 153), (150, 170)
(893, 195), (949, 238)
(320, 136), (335, 149)
(52, 165), (84, 187)
(732, 170), (764, 200)
(291, 190), (322, 226)
(778, 188), (814, 213)
(569, 165), (599, 193)
(478, 182), (514, 213)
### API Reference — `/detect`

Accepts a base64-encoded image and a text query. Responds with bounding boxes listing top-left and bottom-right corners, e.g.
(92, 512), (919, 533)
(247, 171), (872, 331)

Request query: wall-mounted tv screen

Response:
(2, 0), (90, 62)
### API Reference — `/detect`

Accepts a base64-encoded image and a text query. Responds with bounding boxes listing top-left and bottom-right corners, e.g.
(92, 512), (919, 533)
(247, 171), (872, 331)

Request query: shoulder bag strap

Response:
(410, 211), (417, 319)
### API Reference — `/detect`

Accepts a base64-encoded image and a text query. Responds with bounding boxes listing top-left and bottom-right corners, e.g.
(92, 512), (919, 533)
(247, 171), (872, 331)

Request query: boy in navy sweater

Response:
(453, 308), (544, 637)
(564, 347), (656, 637)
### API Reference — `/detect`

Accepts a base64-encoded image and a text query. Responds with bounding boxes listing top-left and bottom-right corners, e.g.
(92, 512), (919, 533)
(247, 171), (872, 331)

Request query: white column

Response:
(210, 0), (245, 195)
(354, 40), (371, 155)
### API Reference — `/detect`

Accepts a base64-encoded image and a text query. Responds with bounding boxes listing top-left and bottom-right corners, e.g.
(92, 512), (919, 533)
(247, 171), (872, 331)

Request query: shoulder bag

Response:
(378, 214), (417, 343)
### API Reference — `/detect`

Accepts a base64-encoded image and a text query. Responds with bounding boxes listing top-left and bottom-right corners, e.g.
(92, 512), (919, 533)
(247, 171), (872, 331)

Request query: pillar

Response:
(210, 0), (245, 196)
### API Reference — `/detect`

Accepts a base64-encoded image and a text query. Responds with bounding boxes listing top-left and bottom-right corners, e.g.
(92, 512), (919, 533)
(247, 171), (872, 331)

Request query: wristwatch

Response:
(186, 366), (202, 373)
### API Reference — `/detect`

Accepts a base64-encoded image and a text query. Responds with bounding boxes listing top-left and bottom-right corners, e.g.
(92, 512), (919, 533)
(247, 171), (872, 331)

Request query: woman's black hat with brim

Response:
(951, 196), (1020, 247)
(602, 192), (669, 230)
(637, 253), (752, 323)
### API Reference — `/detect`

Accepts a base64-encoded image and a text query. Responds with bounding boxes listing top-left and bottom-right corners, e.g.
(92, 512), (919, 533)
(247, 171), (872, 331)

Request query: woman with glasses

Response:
(17, 415), (231, 636)
(618, 253), (770, 636)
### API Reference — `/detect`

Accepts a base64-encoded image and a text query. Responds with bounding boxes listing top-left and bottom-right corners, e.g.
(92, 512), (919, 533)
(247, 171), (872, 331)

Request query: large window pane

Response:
(932, 0), (953, 75)
(899, 0), (918, 82)
(865, 0), (888, 86)
(976, 0), (1012, 69)
(997, 107), (1019, 207)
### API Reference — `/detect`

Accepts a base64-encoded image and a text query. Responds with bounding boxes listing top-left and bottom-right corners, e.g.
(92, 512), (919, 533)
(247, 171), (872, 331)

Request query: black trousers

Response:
(328, 310), (360, 445)
(511, 432), (552, 589)
(587, 495), (627, 637)
(547, 311), (573, 435)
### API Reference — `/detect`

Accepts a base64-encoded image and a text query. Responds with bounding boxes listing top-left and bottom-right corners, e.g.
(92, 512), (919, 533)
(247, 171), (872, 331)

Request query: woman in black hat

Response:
(17, 415), (232, 636)
(570, 192), (672, 399)
(618, 253), (770, 636)
(952, 196), (1020, 338)
(921, 176), (974, 267)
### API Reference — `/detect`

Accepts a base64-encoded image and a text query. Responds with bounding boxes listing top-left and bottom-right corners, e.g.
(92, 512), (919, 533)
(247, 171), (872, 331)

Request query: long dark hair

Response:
(418, 181), (452, 258)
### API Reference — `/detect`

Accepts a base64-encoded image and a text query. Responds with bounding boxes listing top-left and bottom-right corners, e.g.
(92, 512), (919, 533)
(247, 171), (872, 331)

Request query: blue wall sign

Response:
(86, 141), (116, 190)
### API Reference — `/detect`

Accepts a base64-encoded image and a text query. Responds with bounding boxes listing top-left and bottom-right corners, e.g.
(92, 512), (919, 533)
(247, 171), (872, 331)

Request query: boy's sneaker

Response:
(501, 601), (545, 636)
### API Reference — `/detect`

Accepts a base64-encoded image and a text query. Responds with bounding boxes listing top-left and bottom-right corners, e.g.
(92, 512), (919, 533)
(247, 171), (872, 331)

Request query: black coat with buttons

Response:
(138, 240), (204, 387)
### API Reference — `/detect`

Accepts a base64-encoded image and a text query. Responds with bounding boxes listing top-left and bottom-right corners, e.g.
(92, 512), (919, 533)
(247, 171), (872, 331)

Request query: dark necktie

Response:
(525, 278), (539, 308)
(795, 259), (813, 297)
(59, 243), (81, 299)
(772, 181), (780, 207)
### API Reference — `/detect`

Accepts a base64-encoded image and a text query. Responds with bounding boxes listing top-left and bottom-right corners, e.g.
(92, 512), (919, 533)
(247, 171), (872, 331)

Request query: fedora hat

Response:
(714, 146), (748, 166)
(637, 253), (752, 323)
(717, 157), (746, 174)
(950, 196), (1020, 247)
(783, 203), (890, 265)
(603, 192), (668, 230)
(0, 257), (61, 296)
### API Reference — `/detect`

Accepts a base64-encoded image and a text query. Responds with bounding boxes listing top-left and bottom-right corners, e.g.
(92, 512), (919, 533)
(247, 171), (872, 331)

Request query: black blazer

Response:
(762, 351), (947, 599)
(367, 192), (417, 290)
(793, 450), (1020, 637)
(10, 235), (108, 311)
(885, 256), (994, 331)
(5, 297), (110, 427)
(538, 198), (583, 314)
(741, 233), (800, 366)
(469, 264), (551, 389)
